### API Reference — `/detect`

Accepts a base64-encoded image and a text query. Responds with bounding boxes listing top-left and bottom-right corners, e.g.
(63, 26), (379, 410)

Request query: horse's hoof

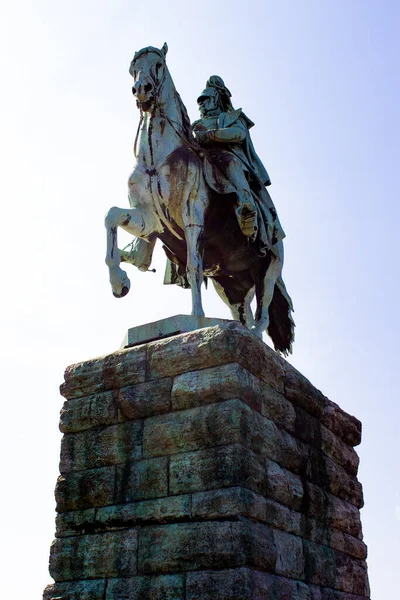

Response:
(113, 285), (130, 298)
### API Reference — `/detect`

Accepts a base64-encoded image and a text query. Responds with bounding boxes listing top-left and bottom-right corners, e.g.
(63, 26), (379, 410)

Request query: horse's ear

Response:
(161, 42), (168, 57)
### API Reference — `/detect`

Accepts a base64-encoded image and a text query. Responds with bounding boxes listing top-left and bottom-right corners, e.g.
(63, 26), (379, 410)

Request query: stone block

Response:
(105, 574), (185, 599)
(115, 457), (168, 503)
(265, 498), (305, 536)
(147, 322), (286, 393)
(60, 422), (142, 472)
(321, 401), (362, 447)
(60, 391), (118, 433)
(284, 368), (328, 418)
(335, 552), (370, 596)
(169, 444), (265, 495)
(304, 483), (362, 538)
(171, 362), (264, 412)
(277, 427), (310, 474)
(261, 384), (297, 433)
(117, 378), (172, 420)
(60, 345), (147, 400)
(55, 467), (115, 511)
(192, 487), (266, 521)
(306, 519), (367, 560)
(186, 568), (252, 600)
(320, 426), (359, 476)
(138, 519), (276, 573)
(186, 569), (312, 600)
(43, 579), (106, 600)
(306, 449), (363, 508)
(309, 585), (369, 600)
(122, 314), (232, 347)
(143, 399), (252, 457)
(56, 508), (96, 537)
(273, 528), (305, 579)
(266, 459), (304, 510)
(95, 495), (191, 529)
(49, 530), (137, 581)
(303, 539), (336, 587)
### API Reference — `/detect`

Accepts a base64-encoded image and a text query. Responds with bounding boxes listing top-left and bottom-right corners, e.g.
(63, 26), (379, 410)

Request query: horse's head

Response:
(129, 43), (169, 111)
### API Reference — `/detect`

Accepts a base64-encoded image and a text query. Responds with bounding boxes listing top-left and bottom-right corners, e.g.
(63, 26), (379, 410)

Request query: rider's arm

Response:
(205, 123), (247, 143)
(195, 118), (247, 145)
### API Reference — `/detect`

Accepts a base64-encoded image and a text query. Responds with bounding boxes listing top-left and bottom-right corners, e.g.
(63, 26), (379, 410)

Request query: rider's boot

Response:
(235, 190), (258, 241)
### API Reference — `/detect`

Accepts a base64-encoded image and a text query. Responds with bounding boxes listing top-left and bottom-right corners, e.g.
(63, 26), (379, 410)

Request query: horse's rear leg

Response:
(105, 206), (147, 298)
(252, 248), (283, 338)
(212, 279), (255, 327)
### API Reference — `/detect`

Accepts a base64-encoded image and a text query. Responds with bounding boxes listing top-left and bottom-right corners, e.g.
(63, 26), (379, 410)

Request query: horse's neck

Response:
(135, 81), (186, 169)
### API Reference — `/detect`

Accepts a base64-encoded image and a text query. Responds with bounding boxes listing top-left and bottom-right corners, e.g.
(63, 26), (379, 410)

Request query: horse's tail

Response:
(268, 276), (295, 356)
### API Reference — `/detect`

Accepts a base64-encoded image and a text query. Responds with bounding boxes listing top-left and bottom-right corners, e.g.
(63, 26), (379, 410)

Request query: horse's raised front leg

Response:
(104, 206), (147, 298)
(252, 242), (284, 338)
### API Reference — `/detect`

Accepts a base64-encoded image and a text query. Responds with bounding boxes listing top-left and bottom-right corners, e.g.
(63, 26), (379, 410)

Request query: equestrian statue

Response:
(105, 43), (295, 354)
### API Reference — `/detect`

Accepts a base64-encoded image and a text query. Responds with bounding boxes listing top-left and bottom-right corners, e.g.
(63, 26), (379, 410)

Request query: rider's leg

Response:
(224, 162), (258, 240)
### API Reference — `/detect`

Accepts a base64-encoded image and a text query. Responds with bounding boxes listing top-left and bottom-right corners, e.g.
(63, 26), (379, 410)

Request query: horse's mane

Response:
(173, 89), (200, 148)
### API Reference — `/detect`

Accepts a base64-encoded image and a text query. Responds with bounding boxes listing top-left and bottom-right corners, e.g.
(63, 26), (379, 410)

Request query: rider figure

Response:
(193, 76), (284, 251)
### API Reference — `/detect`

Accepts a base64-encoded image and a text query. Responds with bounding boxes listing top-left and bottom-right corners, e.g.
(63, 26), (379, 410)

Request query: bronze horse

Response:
(105, 44), (294, 354)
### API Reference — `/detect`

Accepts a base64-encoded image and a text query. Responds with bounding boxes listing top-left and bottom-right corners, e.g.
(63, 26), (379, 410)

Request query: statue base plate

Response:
(121, 314), (232, 349)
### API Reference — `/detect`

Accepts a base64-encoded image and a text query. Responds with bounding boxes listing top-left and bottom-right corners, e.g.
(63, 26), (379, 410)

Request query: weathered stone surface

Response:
(96, 495), (191, 529)
(274, 528), (305, 579)
(60, 345), (146, 400)
(169, 444), (265, 495)
(186, 568), (252, 600)
(303, 539), (336, 587)
(60, 391), (118, 433)
(265, 498), (305, 536)
(105, 574), (185, 599)
(335, 552), (370, 596)
(192, 487), (266, 521)
(49, 530), (137, 581)
(138, 519), (276, 573)
(147, 322), (286, 392)
(56, 508), (96, 537)
(321, 401), (362, 447)
(117, 378), (172, 420)
(60, 422), (142, 472)
(115, 457), (168, 503)
(186, 569), (312, 600)
(309, 585), (369, 600)
(266, 459), (304, 510)
(171, 362), (263, 412)
(55, 467), (115, 511)
(304, 483), (362, 538)
(284, 367), (327, 418)
(321, 425), (359, 476)
(43, 579), (106, 600)
(143, 399), (252, 457)
(261, 384), (297, 433)
(277, 427), (310, 474)
(306, 519), (367, 560)
(306, 450), (363, 508)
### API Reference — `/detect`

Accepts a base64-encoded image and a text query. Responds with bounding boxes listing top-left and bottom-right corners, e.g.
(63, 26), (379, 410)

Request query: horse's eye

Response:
(156, 62), (162, 71)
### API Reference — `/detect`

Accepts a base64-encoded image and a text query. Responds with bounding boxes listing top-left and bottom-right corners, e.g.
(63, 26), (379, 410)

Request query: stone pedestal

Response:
(44, 321), (370, 600)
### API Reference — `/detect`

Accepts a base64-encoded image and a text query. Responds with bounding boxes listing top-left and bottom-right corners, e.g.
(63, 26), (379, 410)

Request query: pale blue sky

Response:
(0, 1), (398, 598)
